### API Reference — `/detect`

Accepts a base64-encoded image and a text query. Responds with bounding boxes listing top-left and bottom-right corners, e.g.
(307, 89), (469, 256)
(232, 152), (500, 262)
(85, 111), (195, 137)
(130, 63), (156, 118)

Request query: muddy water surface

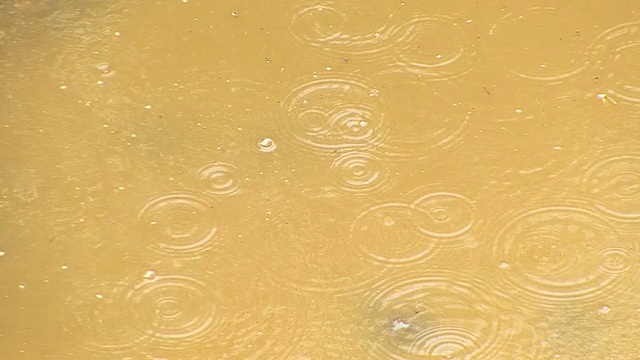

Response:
(1, 0), (639, 359)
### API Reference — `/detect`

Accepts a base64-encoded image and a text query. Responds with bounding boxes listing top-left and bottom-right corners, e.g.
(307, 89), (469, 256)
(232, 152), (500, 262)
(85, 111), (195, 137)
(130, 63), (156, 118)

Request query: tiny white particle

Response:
(18, 284), (26, 289)
(144, 105), (152, 109)
(61, 265), (69, 270)
(117, 186), (125, 190)
(60, 85), (67, 90)
(0, 251), (5, 256)
(95, 294), (103, 299)
(114, 31), (121, 36)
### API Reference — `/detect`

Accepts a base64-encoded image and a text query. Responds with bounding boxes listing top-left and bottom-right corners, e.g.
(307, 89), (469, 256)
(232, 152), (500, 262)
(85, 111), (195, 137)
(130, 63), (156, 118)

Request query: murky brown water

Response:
(1, 0), (639, 358)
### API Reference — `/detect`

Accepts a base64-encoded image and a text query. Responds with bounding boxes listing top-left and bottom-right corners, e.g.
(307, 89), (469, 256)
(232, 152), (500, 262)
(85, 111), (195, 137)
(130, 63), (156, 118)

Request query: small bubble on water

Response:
(18, 284), (26, 289)
(61, 265), (69, 270)
(599, 305), (611, 314)
(144, 105), (152, 110)
(499, 262), (509, 269)
(0, 250), (5, 256)
(231, 11), (238, 17)
(258, 137), (277, 152)
(60, 85), (67, 90)
(143, 270), (157, 281)
(96, 63), (115, 77)
(369, 89), (379, 97)
(95, 293), (104, 299)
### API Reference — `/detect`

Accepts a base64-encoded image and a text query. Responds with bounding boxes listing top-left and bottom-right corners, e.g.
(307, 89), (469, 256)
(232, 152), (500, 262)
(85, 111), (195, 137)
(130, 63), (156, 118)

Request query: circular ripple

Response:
(409, 190), (479, 249)
(195, 162), (244, 197)
(364, 270), (510, 359)
(63, 282), (149, 356)
(330, 151), (389, 195)
(492, 202), (636, 312)
(351, 202), (438, 267)
(290, 2), (396, 61)
(478, 7), (591, 121)
(590, 21), (640, 114)
(381, 14), (477, 80)
(280, 74), (387, 156)
(125, 274), (221, 350)
(487, 7), (589, 81)
(136, 192), (218, 258)
(582, 152), (640, 222)
(599, 246), (632, 274)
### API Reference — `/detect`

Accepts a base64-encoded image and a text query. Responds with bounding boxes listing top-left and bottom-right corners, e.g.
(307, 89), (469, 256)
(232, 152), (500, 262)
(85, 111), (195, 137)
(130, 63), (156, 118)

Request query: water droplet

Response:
(258, 137), (277, 152)
(0, 251), (5, 256)
(143, 270), (157, 281)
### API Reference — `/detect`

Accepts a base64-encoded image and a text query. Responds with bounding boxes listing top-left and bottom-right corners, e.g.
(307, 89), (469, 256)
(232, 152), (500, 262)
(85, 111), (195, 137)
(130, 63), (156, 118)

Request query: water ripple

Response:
(136, 192), (218, 258)
(408, 188), (480, 249)
(478, 6), (591, 121)
(280, 74), (387, 156)
(487, 7), (589, 82)
(290, 2), (396, 61)
(381, 14), (477, 80)
(581, 151), (640, 222)
(364, 270), (510, 359)
(491, 201), (637, 312)
(351, 202), (438, 267)
(125, 274), (221, 350)
(63, 282), (148, 356)
(330, 151), (390, 195)
(590, 21), (640, 114)
(195, 162), (245, 198)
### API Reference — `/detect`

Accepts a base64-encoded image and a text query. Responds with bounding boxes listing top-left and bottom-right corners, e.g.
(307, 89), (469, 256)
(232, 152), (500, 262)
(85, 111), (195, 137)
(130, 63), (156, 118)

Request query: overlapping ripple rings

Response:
(590, 21), (640, 114)
(63, 282), (148, 357)
(280, 74), (387, 156)
(290, 2), (396, 61)
(136, 192), (218, 258)
(408, 188), (480, 249)
(330, 151), (390, 195)
(125, 274), (221, 351)
(351, 202), (438, 267)
(364, 270), (510, 359)
(492, 201), (636, 312)
(381, 14), (477, 80)
(195, 162), (245, 198)
(581, 151), (640, 222)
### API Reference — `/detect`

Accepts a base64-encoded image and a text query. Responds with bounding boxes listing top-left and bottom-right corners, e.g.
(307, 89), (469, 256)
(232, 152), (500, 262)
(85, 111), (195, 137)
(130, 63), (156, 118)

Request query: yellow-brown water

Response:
(1, 0), (639, 359)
